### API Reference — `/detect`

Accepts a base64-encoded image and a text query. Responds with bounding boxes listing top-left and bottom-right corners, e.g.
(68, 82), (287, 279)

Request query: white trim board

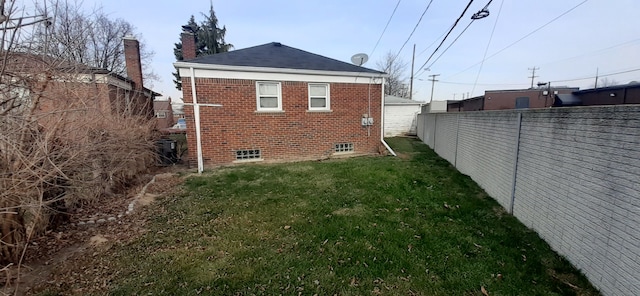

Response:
(176, 67), (385, 85)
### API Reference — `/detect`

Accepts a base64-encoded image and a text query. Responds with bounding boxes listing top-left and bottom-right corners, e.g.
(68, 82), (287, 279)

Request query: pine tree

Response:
(172, 6), (232, 90)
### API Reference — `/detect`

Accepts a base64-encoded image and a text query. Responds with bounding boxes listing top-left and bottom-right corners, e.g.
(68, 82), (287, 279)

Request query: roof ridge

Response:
(184, 42), (385, 74)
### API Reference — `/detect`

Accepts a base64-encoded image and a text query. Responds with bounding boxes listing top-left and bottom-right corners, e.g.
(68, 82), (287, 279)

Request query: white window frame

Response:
(156, 111), (167, 118)
(256, 81), (282, 112)
(308, 83), (330, 111)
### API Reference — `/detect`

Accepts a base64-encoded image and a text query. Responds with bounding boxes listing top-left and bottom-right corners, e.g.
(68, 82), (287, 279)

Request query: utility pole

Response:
(528, 66), (539, 89)
(409, 44), (415, 100)
(428, 74), (440, 103)
(594, 67), (599, 88)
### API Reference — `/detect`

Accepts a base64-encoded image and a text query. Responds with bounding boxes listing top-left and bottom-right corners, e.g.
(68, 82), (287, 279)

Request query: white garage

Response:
(384, 95), (425, 137)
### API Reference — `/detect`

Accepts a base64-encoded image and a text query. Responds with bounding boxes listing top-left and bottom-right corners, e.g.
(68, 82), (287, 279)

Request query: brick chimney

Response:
(123, 35), (143, 89)
(181, 32), (197, 60)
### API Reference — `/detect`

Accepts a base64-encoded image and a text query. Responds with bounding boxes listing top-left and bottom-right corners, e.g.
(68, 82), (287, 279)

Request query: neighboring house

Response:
(174, 36), (389, 169)
(384, 95), (424, 137)
(154, 97), (174, 129)
(1, 36), (159, 118)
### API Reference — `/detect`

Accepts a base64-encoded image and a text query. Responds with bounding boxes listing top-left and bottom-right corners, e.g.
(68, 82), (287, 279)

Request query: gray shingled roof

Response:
(385, 95), (424, 104)
(185, 42), (384, 74)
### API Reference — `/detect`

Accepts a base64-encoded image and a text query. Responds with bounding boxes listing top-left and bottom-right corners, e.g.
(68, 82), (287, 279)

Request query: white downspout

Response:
(190, 67), (205, 173)
(380, 76), (396, 156)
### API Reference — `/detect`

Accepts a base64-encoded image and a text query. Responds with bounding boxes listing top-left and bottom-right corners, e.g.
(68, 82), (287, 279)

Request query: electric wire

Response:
(368, 0), (402, 57)
(438, 67), (640, 86)
(471, 0), (504, 95)
(415, 0), (476, 78)
(539, 37), (640, 67)
(449, 0), (589, 78)
(390, 0), (435, 64)
(549, 67), (640, 83)
(424, 20), (474, 71)
(425, 0), (495, 71)
(416, 29), (448, 57)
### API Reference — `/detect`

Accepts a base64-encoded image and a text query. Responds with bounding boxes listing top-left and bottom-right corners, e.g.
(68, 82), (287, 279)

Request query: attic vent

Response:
(273, 42), (282, 47)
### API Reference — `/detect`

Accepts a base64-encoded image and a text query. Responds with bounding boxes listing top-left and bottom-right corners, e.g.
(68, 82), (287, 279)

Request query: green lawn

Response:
(109, 137), (598, 295)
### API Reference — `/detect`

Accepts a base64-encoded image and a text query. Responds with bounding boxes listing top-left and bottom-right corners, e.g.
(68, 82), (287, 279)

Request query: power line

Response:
(424, 21), (474, 70)
(416, 29), (448, 57)
(436, 67), (640, 86)
(391, 0), (435, 64)
(449, 0), (589, 78)
(415, 0), (476, 78)
(539, 37), (640, 67)
(549, 67), (640, 83)
(440, 80), (528, 86)
(422, 0), (496, 72)
(369, 0), (402, 57)
(471, 0), (504, 95)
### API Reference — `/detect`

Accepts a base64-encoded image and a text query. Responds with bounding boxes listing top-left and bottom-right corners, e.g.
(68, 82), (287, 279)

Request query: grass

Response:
(108, 137), (598, 295)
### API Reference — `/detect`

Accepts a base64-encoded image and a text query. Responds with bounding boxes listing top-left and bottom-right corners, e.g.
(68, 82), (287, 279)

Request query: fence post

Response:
(454, 114), (460, 167)
(509, 112), (523, 214)
(433, 114), (438, 150)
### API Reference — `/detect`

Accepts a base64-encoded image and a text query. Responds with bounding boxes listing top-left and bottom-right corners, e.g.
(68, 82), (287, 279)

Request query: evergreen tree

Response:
(172, 6), (232, 90)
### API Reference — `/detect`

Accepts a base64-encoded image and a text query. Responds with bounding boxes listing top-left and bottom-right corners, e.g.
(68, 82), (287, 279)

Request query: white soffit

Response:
(175, 63), (386, 84)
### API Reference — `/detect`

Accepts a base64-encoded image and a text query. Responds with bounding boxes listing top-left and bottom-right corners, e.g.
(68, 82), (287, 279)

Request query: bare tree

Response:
(594, 77), (619, 88)
(376, 51), (409, 98)
(0, 0), (157, 276)
(29, 0), (158, 86)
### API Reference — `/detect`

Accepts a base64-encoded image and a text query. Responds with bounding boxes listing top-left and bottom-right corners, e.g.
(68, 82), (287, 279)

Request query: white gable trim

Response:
(175, 62), (386, 84)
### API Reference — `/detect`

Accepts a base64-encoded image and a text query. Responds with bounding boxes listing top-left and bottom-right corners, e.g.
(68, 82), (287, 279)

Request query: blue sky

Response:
(83, 0), (639, 102)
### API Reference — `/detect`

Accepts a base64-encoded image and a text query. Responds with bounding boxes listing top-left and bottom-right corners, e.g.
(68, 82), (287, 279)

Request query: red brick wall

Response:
(182, 78), (383, 166)
(153, 100), (174, 129)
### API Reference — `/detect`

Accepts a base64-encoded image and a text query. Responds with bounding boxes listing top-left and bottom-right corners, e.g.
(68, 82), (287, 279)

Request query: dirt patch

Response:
(89, 235), (109, 247)
(137, 193), (158, 206)
(0, 171), (186, 296)
(332, 204), (367, 216)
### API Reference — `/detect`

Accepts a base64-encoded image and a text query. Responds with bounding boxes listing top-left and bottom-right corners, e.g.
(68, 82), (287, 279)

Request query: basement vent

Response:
(334, 143), (354, 153)
(235, 149), (261, 160)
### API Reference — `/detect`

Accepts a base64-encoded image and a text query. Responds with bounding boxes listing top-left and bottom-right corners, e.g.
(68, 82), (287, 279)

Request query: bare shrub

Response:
(0, 1), (158, 265)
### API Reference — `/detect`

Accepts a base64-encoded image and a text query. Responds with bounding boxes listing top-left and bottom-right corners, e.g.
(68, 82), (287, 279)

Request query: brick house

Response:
(2, 36), (159, 118)
(174, 36), (390, 170)
(154, 98), (174, 129)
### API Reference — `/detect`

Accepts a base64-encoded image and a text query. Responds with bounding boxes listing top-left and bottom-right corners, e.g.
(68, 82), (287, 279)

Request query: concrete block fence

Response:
(416, 105), (640, 296)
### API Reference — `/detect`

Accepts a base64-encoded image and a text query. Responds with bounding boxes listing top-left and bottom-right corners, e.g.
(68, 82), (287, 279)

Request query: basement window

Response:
(155, 111), (167, 118)
(235, 149), (261, 161)
(334, 143), (354, 153)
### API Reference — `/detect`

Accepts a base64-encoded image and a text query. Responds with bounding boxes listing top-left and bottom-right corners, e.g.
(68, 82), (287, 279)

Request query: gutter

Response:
(174, 62), (390, 79)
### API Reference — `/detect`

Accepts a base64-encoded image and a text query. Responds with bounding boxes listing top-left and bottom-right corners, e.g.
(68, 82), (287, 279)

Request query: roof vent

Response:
(273, 42), (282, 47)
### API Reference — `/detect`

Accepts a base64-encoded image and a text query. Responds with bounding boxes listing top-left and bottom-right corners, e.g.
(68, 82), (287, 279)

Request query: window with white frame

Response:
(156, 111), (167, 118)
(308, 83), (329, 110)
(256, 81), (282, 111)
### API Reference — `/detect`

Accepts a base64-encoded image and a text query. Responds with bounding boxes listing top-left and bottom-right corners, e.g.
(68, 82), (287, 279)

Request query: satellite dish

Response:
(351, 53), (369, 66)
